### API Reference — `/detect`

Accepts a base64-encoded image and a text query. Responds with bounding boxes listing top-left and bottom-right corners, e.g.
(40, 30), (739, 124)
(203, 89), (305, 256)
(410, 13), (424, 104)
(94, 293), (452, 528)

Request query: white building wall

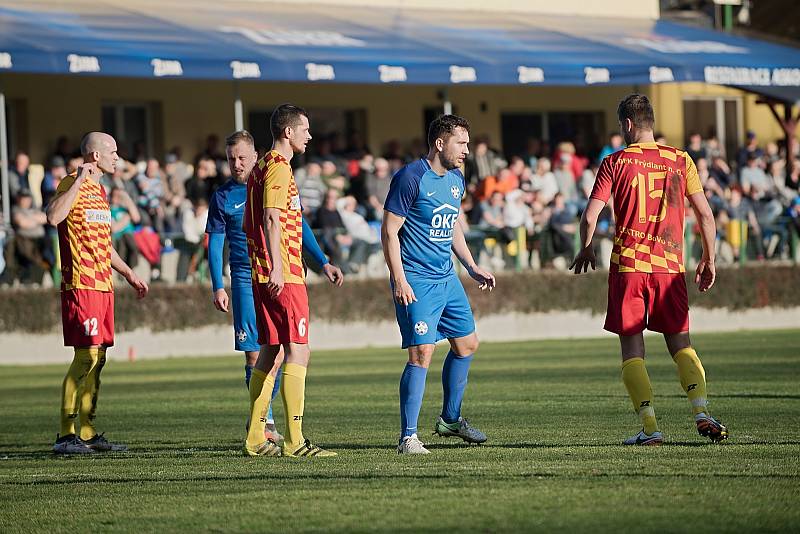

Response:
(241, 0), (660, 18)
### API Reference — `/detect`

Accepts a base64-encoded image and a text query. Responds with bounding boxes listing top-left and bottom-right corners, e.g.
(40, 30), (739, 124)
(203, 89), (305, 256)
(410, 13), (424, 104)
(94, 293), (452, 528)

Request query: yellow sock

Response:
(60, 347), (99, 437)
(246, 369), (275, 448)
(621, 357), (659, 435)
(281, 363), (307, 450)
(79, 347), (107, 441)
(673, 347), (708, 416)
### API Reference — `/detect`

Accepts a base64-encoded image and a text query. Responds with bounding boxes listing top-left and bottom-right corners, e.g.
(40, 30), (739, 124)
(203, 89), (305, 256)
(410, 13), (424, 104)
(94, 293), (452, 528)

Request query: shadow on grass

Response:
(541, 393), (800, 401)
(4, 469), (800, 488)
(472, 441), (800, 448)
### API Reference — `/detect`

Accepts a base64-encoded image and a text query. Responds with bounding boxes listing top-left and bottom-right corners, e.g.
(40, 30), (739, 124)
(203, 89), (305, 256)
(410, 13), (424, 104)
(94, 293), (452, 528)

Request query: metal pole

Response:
(724, 4), (733, 31)
(442, 88), (452, 116)
(785, 103), (793, 191)
(443, 100), (452, 116)
(739, 218), (747, 266)
(516, 225), (526, 272)
(233, 82), (244, 131)
(0, 86), (10, 226)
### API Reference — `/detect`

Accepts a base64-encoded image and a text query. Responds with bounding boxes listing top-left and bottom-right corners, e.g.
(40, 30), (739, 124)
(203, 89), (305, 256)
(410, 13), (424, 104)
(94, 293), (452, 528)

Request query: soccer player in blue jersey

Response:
(206, 130), (343, 442)
(382, 115), (496, 454)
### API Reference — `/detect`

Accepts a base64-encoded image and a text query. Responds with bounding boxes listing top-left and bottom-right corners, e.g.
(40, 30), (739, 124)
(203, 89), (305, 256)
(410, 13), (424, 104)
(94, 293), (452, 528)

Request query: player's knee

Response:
(464, 337), (480, 354)
(408, 345), (434, 368)
(665, 332), (691, 357)
(285, 343), (311, 366)
(452, 334), (479, 355)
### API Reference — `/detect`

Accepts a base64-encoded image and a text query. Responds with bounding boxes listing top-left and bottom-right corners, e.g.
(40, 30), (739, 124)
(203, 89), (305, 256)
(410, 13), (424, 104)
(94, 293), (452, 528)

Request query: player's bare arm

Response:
(570, 197), (606, 274)
(687, 191), (716, 292)
(381, 210), (416, 305)
(110, 246), (148, 299)
(45, 163), (95, 225)
(264, 206), (284, 298)
(451, 220), (495, 290)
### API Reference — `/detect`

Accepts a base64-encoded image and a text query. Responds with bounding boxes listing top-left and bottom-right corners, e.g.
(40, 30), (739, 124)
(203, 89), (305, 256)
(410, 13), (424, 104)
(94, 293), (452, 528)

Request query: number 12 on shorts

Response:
(83, 317), (98, 336)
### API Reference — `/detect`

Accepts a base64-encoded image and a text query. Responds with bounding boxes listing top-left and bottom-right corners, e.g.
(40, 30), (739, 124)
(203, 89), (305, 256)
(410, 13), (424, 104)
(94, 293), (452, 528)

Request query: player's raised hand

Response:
(570, 246), (596, 274)
(468, 265), (496, 291)
(393, 279), (417, 306)
(213, 288), (229, 312)
(322, 263), (344, 287)
(76, 162), (97, 181)
(695, 257), (716, 292)
(126, 272), (149, 299)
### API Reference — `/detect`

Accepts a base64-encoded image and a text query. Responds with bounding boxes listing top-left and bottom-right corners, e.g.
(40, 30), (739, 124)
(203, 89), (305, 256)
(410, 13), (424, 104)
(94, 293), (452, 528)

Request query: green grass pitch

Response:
(1, 329), (799, 532)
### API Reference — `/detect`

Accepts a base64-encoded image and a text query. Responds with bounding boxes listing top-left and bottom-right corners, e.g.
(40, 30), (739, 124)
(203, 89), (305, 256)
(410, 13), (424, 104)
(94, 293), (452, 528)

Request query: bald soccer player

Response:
(47, 132), (149, 454)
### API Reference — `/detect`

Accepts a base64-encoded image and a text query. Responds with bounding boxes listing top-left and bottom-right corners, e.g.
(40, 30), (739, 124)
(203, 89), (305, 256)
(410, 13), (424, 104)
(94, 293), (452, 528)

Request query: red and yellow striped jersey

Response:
(590, 142), (703, 274)
(56, 174), (113, 291)
(243, 150), (304, 285)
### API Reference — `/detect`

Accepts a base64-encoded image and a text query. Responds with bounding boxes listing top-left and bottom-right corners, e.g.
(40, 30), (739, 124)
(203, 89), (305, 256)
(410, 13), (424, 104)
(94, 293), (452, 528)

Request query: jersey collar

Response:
(629, 142), (659, 149)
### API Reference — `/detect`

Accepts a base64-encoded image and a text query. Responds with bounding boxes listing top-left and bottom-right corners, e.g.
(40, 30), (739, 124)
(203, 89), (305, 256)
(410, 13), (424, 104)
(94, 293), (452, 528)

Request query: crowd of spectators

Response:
(1, 128), (799, 286)
(456, 130), (800, 268)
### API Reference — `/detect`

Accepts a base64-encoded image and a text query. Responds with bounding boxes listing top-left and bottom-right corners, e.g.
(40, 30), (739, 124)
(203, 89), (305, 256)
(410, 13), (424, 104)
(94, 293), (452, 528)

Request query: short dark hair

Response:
(270, 104), (308, 140)
(617, 94), (655, 130)
(427, 114), (470, 149)
(225, 130), (255, 148)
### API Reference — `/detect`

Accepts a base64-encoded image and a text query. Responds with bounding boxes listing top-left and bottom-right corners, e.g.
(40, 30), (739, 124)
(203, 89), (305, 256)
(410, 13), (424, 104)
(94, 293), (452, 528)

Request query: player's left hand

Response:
(126, 272), (149, 299)
(570, 246), (596, 274)
(468, 265), (495, 291)
(213, 288), (229, 312)
(322, 263), (344, 287)
(695, 257), (716, 292)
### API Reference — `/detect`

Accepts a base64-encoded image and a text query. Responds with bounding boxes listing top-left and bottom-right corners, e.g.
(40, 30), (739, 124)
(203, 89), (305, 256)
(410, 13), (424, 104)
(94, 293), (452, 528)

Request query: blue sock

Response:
(399, 363), (428, 439)
(244, 364), (254, 388)
(267, 367), (282, 423)
(441, 351), (473, 424)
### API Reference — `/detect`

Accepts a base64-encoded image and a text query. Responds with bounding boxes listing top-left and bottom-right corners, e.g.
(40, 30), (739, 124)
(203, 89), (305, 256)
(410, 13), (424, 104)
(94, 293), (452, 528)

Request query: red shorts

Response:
(61, 289), (115, 347)
(604, 273), (689, 336)
(253, 282), (309, 345)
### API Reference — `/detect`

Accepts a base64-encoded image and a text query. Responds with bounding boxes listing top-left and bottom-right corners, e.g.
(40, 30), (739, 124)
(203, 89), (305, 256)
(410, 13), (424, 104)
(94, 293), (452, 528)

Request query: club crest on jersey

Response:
(451, 185), (461, 199)
(237, 329), (248, 342)
(290, 195), (301, 211)
(429, 203), (458, 242)
(414, 321), (429, 335)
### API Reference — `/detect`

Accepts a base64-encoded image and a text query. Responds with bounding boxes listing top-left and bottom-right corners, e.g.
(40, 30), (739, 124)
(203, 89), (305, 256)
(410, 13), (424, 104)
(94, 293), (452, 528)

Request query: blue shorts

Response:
(394, 276), (475, 349)
(232, 284), (260, 352)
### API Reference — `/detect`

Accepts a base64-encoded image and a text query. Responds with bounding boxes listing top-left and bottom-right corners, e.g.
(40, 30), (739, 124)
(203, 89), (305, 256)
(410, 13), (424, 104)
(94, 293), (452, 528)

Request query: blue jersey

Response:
(206, 179), (251, 287)
(384, 159), (465, 282)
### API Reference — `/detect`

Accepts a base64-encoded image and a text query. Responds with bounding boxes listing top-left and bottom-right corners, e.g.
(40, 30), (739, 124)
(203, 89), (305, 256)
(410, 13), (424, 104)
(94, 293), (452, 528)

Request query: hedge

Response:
(1, 266), (798, 334)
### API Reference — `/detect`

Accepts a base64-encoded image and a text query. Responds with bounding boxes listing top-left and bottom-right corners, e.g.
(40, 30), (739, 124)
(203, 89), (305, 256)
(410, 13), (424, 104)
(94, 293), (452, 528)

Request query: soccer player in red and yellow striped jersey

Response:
(46, 132), (148, 454)
(242, 104), (335, 458)
(572, 94), (728, 446)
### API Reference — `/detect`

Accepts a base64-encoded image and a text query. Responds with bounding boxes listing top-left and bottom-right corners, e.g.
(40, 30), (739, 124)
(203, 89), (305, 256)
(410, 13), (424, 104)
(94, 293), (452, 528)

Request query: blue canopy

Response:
(0, 2), (798, 99)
